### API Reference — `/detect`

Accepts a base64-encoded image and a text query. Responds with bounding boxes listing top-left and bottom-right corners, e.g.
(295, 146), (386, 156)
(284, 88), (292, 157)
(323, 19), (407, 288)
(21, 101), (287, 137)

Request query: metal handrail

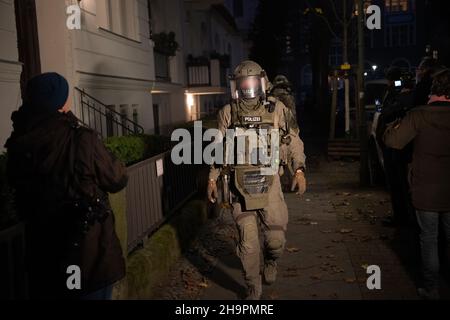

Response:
(74, 87), (144, 137)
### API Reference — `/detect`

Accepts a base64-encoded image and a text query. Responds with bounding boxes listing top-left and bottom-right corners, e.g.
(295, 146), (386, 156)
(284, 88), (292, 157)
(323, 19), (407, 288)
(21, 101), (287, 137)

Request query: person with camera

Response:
(384, 68), (450, 300)
(5, 73), (128, 300)
(376, 67), (416, 227)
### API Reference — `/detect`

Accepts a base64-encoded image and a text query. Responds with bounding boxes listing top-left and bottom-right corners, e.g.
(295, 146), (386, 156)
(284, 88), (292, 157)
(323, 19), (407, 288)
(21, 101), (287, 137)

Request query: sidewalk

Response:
(154, 155), (450, 300)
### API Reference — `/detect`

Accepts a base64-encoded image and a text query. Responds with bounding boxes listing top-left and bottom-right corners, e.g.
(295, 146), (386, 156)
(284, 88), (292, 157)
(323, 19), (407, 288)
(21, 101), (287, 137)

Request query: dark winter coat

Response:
(383, 102), (450, 212)
(5, 109), (128, 299)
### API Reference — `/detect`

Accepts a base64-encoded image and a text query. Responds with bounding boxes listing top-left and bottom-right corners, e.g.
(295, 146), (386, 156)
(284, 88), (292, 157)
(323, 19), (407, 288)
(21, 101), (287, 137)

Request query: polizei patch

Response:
(242, 116), (262, 122)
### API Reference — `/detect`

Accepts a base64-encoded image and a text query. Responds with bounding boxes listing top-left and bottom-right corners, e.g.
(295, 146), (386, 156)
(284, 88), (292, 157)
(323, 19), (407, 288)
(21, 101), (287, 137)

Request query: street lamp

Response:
(372, 65), (378, 72)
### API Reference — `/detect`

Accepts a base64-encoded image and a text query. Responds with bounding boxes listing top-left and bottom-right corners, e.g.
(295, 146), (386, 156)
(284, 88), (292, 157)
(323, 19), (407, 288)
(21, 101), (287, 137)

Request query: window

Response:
(97, 0), (139, 40)
(385, 24), (415, 47)
(233, 0), (244, 17)
(385, 0), (409, 12)
(106, 105), (116, 137)
(148, 0), (153, 39)
(120, 104), (129, 135)
(329, 41), (343, 67)
(364, 0), (373, 11)
(215, 33), (220, 50)
(302, 65), (313, 87)
(200, 22), (207, 45)
(132, 105), (139, 133)
(186, 10), (191, 23)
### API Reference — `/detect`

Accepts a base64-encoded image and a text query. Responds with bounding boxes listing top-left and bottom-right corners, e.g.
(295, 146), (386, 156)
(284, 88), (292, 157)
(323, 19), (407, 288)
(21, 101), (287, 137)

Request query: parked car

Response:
(364, 79), (389, 186)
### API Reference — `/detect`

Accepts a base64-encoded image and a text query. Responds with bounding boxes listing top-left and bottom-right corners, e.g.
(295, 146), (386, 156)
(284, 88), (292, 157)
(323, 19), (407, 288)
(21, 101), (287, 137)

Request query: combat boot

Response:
(245, 277), (262, 300)
(263, 260), (278, 285)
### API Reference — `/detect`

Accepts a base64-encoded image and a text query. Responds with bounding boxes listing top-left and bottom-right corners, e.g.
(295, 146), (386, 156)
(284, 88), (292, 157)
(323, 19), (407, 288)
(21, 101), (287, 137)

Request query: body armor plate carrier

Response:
(225, 100), (280, 211)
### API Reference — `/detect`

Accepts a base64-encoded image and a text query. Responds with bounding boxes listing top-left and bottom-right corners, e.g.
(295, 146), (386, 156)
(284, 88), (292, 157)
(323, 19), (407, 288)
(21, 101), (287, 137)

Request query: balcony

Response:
(187, 58), (228, 90)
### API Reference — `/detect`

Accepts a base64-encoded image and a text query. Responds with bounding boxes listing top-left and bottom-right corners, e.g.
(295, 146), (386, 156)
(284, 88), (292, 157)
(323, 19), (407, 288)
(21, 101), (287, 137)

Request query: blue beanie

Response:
(24, 72), (69, 114)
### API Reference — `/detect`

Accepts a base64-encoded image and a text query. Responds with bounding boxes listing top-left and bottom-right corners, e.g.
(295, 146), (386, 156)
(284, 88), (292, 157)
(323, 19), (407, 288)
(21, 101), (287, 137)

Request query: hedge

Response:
(104, 134), (173, 166)
(0, 134), (172, 229)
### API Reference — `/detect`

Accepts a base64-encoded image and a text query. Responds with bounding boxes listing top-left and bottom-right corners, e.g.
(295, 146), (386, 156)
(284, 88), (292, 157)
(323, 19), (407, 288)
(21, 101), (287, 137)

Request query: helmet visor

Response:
(237, 76), (263, 99)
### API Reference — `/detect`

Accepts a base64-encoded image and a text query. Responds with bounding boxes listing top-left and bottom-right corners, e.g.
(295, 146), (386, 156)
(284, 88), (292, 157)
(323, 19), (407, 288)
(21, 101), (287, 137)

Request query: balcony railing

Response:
(187, 59), (228, 88)
(74, 87), (144, 138)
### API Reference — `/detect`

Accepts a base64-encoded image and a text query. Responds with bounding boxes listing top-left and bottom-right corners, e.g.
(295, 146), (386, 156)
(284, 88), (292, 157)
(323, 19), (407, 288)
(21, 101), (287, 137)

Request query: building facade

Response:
(0, 0), (193, 150)
(0, 0), (23, 151)
(365, 0), (427, 76)
(183, 0), (247, 120)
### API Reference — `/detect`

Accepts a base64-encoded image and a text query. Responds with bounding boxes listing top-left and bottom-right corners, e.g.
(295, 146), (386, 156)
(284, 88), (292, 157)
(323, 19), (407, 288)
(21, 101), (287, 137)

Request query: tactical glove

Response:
(291, 169), (307, 195)
(207, 179), (218, 203)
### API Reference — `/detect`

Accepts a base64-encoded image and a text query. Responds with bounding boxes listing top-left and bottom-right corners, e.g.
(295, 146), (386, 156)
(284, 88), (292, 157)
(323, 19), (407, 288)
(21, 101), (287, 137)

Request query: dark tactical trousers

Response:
(232, 174), (289, 287)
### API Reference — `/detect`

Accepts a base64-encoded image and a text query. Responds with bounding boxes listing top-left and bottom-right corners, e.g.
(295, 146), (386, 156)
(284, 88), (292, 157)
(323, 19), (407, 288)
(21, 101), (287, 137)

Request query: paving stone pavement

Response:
(154, 155), (450, 300)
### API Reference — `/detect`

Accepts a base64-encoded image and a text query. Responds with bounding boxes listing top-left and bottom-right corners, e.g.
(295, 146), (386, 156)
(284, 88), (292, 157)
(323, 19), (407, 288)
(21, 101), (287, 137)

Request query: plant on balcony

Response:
(210, 51), (231, 68)
(153, 31), (179, 57)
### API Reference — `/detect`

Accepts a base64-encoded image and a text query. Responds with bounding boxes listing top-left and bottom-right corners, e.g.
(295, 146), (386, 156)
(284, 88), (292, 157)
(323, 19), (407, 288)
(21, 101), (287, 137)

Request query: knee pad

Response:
(265, 231), (286, 255)
(267, 239), (283, 251)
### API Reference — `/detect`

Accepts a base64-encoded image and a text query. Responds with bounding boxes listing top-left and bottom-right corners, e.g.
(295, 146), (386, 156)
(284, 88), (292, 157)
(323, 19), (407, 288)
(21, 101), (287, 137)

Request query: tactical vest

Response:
(224, 100), (280, 211)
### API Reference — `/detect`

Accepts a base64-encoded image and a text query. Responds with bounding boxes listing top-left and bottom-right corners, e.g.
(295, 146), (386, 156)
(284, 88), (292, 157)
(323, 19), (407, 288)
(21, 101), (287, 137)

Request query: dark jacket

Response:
(383, 102), (450, 212)
(5, 109), (128, 299)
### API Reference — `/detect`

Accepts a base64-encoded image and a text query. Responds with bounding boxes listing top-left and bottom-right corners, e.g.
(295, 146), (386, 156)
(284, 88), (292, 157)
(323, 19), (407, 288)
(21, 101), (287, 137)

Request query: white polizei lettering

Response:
(170, 121), (281, 175)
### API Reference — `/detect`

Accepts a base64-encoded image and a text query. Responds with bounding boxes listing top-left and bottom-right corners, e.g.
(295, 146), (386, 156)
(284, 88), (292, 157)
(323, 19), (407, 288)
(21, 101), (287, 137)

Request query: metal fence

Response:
(0, 153), (203, 295)
(0, 223), (27, 299)
(74, 87), (144, 139)
(126, 151), (202, 252)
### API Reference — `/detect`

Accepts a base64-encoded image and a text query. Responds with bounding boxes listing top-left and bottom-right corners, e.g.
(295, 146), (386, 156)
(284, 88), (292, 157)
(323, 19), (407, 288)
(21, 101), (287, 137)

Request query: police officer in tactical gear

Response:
(269, 75), (301, 191)
(271, 75), (298, 120)
(207, 61), (307, 300)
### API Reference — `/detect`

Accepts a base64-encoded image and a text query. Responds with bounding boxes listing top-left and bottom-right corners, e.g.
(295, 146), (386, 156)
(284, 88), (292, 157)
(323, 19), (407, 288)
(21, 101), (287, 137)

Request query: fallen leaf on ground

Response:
(266, 291), (279, 300)
(331, 267), (345, 274)
(340, 228), (353, 234)
(359, 235), (373, 242)
(310, 274), (322, 280)
(286, 247), (301, 253)
(344, 278), (356, 284)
